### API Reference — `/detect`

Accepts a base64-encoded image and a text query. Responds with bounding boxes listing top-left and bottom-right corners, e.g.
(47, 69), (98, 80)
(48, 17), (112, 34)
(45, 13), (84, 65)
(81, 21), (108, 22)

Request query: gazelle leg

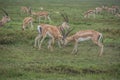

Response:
(22, 25), (25, 30)
(44, 16), (47, 22)
(97, 42), (104, 56)
(47, 15), (51, 22)
(57, 40), (61, 48)
(48, 38), (53, 51)
(30, 22), (33, 30)
(72, 41), (78, 54)
(34, 34), (42, 48)
(38, 35), (46, 50)
(92, 40), (104, 56)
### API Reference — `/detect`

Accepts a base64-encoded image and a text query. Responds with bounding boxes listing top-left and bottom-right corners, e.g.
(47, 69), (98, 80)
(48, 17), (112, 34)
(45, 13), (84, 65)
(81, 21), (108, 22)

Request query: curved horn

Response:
(60, 13), (69, 22)
(63, 27), (74, 39)
(2, 8), (8, 16)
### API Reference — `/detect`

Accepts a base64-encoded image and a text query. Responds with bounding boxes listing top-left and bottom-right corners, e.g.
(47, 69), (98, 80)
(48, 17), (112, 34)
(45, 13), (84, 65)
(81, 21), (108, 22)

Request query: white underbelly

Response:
(78, 37), (91, 42)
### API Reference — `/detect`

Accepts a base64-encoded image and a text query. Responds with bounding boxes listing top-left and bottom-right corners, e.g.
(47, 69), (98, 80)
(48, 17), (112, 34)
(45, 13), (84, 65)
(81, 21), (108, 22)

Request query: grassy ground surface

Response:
(0, 0), (120, 80)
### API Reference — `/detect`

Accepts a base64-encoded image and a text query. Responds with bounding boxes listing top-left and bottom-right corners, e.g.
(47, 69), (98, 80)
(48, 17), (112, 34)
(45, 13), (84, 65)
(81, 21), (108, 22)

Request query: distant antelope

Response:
(34, 24), (63, 51)
(30, 9), (51, 23)
(95, 7), (103, 14)
(112, 6), (120, 13)
(20, 6), (31, 15)
(107, 7), (116, 14)
(62, 30), (104, 56)
(84, 10), (96, 18)
(102, 5), (108, 11)
(0, 9), (11, 27)
(22, 17), (34, 30)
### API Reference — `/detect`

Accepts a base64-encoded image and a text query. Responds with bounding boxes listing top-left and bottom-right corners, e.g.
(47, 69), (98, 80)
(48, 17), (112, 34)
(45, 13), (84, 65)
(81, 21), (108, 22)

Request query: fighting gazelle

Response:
(62, 30), (104, 56)
(22, 17), (34, 30)
(84, 10), (96, 18)
(0, 9), (11, 27)
(33, 13), (71, 50)
(34, 24), (63, 51)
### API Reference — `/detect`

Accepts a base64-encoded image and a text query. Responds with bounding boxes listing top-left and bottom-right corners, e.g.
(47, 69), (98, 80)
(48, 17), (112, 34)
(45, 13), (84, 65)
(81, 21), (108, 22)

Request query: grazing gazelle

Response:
(0, 9), (11, 27)
(20, 6), (31, 15)
(34, 24), (63, 51)
(30, 9), (51, 23)
(112, 5), (120, 13)
(22, 17), (34, 30)
(107, 7), (116, 14)
(95, 7), (103, 14)
(62, 30), (104, 56)
(84, 10), (96, 18)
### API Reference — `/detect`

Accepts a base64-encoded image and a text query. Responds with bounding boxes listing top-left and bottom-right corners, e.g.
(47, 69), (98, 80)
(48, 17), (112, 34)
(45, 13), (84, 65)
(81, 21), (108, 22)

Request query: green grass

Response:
(0, 0), (120, 80)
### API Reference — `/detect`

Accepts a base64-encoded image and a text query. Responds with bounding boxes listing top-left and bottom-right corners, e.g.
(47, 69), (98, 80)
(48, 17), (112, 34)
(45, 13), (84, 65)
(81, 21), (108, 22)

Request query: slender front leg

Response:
(92, 40), (104, 56)
(47, 38), (53, 51)
(38, 35), (46, 50)
(98, 42), (104, 56)
(47, 15), (51, 22)
(34, 34), (42, 48)
(72, 41), (78, 54)
(57, 40), (61, 48)
(30, 22), (33, 30)
(22, 25), (25, 30)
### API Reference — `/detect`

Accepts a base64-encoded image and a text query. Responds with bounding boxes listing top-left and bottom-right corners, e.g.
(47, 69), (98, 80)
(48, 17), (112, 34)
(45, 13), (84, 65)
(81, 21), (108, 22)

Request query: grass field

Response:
(0, 0), (120, 80)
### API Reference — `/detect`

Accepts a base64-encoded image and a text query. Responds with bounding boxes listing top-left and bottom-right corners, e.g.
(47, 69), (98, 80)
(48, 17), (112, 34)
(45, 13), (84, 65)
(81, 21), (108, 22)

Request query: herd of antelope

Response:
(0, 5), (120, 56)
(84, 5), (120, 18)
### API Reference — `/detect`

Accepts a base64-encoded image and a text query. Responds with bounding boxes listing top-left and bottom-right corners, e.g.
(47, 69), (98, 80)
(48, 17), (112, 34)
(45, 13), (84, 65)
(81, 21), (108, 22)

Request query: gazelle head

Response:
(1, 9), (11, 22)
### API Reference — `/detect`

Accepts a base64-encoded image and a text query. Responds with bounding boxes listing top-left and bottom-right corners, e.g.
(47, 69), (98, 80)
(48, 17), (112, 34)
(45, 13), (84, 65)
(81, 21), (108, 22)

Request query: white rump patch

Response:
(78, 37), (91, 42)
(37, 25), (41, 33)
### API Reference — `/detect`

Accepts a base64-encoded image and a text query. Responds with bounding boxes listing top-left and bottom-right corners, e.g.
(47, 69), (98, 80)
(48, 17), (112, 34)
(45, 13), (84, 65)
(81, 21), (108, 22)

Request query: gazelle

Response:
(20, 6), (31, 15)
(34, 24), (63, 51)
(84, 10), (96, 18)
(107, 7), (116, 14)
(30, 10), (51, 23)
(0, 9), (11, 27)
(62, 30), (104, 56)
(112, 6), (120, 13)
(95, 7), (103, 14)
(22, 17), (34, 30)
